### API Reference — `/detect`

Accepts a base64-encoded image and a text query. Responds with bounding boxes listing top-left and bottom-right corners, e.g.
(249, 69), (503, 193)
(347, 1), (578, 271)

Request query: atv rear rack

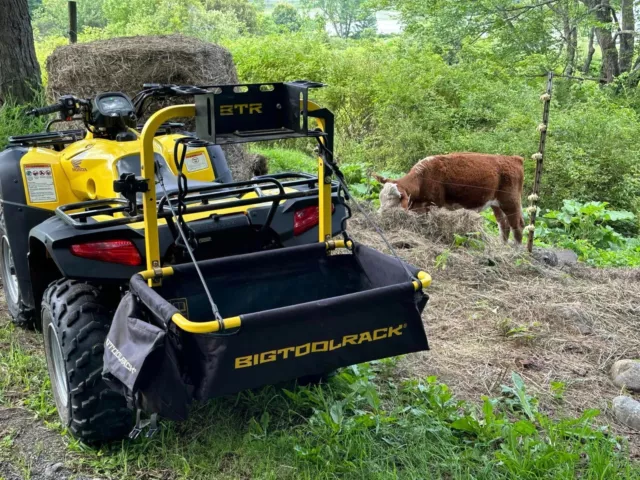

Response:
(8, 129), (86, 149)
(55, 173), (342, 230)
(101, 85), (432, 435)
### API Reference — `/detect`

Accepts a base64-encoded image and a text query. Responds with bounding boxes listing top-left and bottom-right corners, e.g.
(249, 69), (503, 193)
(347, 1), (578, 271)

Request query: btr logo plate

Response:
(219, 103), (263, 116)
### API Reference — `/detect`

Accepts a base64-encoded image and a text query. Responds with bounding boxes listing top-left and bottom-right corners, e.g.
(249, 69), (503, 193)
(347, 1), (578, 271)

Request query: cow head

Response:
(373, 174), (409, 212)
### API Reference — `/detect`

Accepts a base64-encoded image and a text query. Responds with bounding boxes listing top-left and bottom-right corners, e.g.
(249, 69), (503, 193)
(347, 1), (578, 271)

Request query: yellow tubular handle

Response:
(140, 104), (196, 286)
(305, 100), (332, 243)
(413, 271), (432, 291)
(171, 313), (241, 334)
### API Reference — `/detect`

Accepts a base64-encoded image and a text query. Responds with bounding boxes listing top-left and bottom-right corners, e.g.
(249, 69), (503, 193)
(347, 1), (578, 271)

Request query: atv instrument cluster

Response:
(26, 92), (137, 140)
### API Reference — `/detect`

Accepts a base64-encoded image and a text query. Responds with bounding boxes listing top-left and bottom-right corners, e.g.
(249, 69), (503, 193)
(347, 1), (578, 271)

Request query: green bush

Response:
(535, 200), (640, 267)
(226, 34), (640, 211)
(0, 99), (47, 151)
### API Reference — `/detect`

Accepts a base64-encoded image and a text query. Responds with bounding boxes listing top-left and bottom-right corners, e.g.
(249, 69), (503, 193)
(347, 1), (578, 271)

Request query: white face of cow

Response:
(378, 182), (403, 212)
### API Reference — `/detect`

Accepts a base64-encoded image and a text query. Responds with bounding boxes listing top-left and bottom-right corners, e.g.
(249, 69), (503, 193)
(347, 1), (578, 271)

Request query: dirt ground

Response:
(350, 208), (640, 454)
(1, 207), (639, 478)
(0, 407), (81, 480)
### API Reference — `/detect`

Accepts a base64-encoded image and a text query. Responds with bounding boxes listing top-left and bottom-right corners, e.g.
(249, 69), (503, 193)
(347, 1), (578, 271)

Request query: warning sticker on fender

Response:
(24, 164), (57, 203)
(184, 150), (209, 173)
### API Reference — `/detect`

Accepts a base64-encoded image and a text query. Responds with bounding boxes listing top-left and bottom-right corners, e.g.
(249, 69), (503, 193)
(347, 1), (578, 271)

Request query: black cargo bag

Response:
(103, 242), (429, 420)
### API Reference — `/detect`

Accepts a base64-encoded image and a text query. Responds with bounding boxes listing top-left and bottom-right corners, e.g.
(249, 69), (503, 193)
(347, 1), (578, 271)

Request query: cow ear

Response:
(372, 173), (390, 184)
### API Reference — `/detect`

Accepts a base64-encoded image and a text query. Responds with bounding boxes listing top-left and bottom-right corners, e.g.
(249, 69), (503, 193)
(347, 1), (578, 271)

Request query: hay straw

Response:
(46, 35), (253, 180)
(349, 206), (640, 448)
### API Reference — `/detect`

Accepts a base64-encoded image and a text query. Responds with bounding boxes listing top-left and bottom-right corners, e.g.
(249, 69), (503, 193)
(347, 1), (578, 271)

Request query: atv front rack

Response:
(8, 129), (86, 149)
(55, 173), (342, 230)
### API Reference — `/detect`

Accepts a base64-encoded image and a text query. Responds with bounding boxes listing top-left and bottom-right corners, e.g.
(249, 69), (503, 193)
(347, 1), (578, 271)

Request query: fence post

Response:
(68, 1), (77, 44)
(526, 71), (553, 253)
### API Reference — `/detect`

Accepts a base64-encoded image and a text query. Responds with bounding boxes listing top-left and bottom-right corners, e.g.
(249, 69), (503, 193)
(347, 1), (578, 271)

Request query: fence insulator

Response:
(526, 206), (537, 214)
(540, 93), (551, 102)
(528, 193), (539, 202)
(531, 152), (543, 161)
(537, 123), (547, 132)
(523, 225), (536, 233)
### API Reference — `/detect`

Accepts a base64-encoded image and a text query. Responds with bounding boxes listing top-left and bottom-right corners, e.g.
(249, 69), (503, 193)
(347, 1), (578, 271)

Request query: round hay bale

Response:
(45, 34), (252, 181)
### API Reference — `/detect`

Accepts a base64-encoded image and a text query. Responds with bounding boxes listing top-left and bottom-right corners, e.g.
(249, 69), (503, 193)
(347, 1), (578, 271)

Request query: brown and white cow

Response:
(373, 152), (525, 244)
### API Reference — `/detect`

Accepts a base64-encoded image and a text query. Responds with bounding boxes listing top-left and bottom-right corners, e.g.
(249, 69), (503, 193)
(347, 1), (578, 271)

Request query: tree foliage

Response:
(383, 0), (638, 83)
(204, 0), (260, 34)
(303, 0), (377, 38)
(17, 0), (640, 217)
(272, 2), (302, 32)
(33, 0), (106, 38)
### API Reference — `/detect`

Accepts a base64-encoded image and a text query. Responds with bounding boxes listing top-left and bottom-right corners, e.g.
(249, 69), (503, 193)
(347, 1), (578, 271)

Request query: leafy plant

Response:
(550, 381), (566, 402)
(434, 249), (450, 270)
(539, 200), (636, 249)
(532, 199), (640, 267)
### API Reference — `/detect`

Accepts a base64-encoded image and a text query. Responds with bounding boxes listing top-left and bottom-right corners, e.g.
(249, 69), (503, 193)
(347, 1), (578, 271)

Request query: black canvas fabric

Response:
(103, 285), (193, 420)
(103, 242), (430, 420)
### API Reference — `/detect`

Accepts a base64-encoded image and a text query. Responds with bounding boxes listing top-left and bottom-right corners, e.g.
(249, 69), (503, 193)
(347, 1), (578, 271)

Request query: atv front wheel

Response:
(42, 279), (132, 444)
(0, 208), (34, 328)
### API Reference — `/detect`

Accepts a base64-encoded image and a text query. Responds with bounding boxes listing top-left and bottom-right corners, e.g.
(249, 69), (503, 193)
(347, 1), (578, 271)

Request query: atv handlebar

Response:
(26, 95), (89, 119)
(26, 103), (64, 117)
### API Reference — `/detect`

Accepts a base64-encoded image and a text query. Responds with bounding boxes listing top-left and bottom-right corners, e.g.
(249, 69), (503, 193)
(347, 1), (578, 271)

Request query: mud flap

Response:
(103, 242), (429, 420)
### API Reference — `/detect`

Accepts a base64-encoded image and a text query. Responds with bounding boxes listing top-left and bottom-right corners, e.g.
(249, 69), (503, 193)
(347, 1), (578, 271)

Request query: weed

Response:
(550, 381), (566, 402)
(435, 249), (451, 270)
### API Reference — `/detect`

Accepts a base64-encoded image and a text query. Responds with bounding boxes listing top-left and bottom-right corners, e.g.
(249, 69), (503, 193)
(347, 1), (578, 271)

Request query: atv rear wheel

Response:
(0, 208), (34, 328)
(42, 279), (132, 444)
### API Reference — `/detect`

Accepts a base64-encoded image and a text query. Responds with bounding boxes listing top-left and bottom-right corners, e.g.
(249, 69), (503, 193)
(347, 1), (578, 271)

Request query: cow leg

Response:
(491, 206), (510, 243)
(502, 204), (524, 246)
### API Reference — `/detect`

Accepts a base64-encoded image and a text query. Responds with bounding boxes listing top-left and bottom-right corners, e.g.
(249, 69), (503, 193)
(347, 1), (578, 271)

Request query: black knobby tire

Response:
(0, 206), (34, 328)
(42, 279), (132, 444)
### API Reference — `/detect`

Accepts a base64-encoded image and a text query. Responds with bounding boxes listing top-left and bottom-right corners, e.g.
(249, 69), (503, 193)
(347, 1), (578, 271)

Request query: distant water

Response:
(320, 10), (403, 36)
(375, 11), (402, 35)
(260, 1), (403, 35)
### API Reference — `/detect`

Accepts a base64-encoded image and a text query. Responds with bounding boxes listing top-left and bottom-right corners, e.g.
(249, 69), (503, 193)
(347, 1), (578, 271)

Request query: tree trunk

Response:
(0, 0), (41, 104)
(593, 1), (619, 82)
(582, 27), (595, 74)
(618, 0), (634, 73)
(580, 0), (620, 82)
(561, 16), (577, 76)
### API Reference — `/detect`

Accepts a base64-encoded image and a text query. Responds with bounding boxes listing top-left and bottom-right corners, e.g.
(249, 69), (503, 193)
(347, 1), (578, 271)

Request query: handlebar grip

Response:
(27, 103), (64, 117)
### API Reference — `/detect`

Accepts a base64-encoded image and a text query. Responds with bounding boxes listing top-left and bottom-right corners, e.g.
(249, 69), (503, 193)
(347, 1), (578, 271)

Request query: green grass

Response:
(0, 97), (47, 150)
(0, 320), (637, 479)
(250, 145), (317, 174)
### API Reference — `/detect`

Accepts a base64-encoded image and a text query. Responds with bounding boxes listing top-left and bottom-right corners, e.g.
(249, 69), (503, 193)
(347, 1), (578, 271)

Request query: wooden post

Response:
(526, 71), (553, 253)
(68, 1), (77, 44)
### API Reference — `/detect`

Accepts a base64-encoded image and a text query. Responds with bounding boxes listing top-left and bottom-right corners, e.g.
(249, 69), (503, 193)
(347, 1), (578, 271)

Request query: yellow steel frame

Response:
(140, 104), (196, 286)
(306, 100), (332, 242)
(137, 101), (431, 334)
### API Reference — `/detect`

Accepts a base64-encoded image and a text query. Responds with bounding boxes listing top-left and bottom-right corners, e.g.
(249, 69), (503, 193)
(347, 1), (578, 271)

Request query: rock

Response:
(554, 248), (578, 266)
(613, 396), (640, 431)
(44, 462), (64, 479)
(531, 247), (578, 267)
(611, 360), (640, 391)
(532, 247), (558, 267)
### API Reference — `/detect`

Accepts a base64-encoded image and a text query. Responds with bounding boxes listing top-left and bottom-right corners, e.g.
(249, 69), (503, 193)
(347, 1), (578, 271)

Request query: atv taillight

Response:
(70, 240), (142, 266)
(293, 204), (335, 236)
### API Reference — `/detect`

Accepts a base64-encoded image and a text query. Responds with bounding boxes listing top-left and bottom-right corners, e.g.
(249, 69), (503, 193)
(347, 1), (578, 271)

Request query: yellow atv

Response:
(0, 81), (431, 444)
